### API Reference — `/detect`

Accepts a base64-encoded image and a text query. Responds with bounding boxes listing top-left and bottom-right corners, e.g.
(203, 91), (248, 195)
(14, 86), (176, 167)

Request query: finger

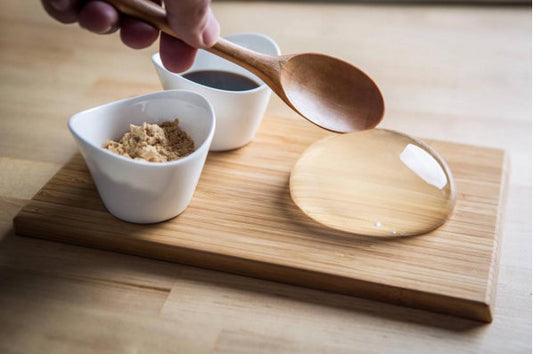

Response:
(200, 8), (219, 47)
(119, 0), (161, 49)
(78, 1), (119, 34)
(159, 33), (197, 73)
(164, 0), (219, 48)
(120, 16), (159, 49)
(41, 0), (82, 24)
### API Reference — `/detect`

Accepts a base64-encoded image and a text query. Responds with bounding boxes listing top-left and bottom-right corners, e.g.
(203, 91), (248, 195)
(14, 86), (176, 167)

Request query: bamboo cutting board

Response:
(13, 115), (507, 322)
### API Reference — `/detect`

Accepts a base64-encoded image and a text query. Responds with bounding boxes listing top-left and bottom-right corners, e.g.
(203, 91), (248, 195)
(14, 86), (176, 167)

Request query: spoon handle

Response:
(105, 0), (281, 83)
(106, 0), (171, 34)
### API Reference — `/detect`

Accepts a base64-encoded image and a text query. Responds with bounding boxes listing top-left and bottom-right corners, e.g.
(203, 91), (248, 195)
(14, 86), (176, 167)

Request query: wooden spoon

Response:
(107, 0), (385, 133)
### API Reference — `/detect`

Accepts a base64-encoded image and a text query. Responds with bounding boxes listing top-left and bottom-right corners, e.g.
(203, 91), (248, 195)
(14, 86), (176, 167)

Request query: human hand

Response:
(41, 0), (220, 72)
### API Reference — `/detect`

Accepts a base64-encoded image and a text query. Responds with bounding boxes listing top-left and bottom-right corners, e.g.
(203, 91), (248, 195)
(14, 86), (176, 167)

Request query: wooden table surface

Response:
(0, 1), (531, 353)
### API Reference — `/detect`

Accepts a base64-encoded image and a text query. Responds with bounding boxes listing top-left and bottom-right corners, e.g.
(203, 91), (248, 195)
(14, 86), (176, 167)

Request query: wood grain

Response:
(1, 0), (530, 352)
(13, 115), (507, 322)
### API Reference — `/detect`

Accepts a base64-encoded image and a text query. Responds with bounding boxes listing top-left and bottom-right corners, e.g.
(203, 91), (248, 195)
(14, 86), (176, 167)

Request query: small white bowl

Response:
(68, 90), (215, 223)
(152, 33), (281, 151)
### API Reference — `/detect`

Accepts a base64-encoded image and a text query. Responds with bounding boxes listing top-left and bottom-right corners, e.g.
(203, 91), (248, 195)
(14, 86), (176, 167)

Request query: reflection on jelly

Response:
(289, 129), (456, 237)
(400, 143), (448, 190)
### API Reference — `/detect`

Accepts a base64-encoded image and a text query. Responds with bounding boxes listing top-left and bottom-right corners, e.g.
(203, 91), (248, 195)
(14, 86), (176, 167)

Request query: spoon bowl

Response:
(107, 0), (385, 132)
(280, 53), (384, 132)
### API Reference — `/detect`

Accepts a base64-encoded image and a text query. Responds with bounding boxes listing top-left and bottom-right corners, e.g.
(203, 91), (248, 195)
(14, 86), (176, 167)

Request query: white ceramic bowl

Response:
(152, 33), (281, 151)
(68, 90), (215, 223)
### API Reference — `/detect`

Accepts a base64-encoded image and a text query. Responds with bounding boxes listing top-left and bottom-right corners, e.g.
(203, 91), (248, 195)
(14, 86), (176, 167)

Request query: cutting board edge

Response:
(13, 205), (493, 323)
(482, 150), (510, 315)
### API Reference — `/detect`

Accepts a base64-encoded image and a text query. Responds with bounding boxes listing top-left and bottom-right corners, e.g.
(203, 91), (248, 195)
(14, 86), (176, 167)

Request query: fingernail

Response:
(50, 0), (70, 11)
(201, 10), (220, 47)
(100, 24), (113, 34)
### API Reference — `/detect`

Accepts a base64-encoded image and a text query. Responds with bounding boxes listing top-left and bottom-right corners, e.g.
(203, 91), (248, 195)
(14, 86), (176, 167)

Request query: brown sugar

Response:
(103, 119), (195, 162)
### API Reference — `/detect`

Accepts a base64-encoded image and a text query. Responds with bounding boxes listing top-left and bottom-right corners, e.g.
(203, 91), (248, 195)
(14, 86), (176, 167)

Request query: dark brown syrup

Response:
(183, 70), (260, 91)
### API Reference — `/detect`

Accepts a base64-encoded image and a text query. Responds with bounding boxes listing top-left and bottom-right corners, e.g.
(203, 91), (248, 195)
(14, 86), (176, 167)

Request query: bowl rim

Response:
(68, 89), (216, 168)
(151, 32), (281, 95)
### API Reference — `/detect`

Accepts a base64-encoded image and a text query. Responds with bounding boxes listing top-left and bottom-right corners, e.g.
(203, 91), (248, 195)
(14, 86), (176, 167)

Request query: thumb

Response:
(164, 0), (220, 48)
